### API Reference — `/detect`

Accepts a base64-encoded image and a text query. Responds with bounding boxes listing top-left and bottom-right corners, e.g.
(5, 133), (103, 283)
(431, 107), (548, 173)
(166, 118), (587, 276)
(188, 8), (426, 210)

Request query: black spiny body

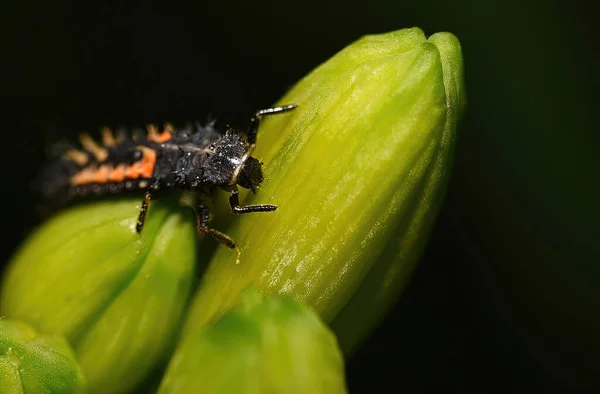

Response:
(38, 104), (298, 250)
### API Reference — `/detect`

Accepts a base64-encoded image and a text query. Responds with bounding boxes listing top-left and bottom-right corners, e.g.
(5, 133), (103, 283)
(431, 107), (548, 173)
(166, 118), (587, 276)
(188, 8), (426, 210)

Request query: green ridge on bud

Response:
(158, 289), (348, 394)
(0, 197), (198, 394)
(0, 319), (85, 394)
(180, 27), (465, 353)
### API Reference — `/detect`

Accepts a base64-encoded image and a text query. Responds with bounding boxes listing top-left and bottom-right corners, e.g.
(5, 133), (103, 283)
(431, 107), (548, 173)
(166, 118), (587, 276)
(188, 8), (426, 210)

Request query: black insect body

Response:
(39, 104), (298, 250)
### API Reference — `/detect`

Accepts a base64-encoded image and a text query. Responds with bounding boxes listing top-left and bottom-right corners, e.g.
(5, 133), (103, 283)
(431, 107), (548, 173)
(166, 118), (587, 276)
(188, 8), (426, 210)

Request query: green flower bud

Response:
(332, 31), (465, 351)
(180, 27), (465, 352)
(0, 197), (197, 394)
(0, 319), (85, 394)
(158, 289), (347, 394)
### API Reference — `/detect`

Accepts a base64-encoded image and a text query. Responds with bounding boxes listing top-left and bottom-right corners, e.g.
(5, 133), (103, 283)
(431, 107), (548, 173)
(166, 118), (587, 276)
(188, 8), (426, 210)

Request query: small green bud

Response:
(1, 197), (197, 394)
(0, 319), (85, 394)
(158, 289), (347, 394)
(180, 27), (465, 353)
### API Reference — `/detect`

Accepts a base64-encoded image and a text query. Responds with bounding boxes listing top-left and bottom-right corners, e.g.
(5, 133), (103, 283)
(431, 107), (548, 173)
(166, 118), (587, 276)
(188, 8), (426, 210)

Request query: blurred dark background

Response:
(3, 0), (599, 393)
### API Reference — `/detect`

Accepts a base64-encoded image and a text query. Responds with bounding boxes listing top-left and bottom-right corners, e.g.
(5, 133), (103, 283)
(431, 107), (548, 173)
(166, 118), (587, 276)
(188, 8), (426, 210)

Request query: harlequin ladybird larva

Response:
(39, 104), (297, 249)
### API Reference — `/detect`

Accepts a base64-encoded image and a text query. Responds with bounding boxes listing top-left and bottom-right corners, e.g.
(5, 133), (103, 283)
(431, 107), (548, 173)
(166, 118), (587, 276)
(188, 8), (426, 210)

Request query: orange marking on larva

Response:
(108, 164), (126, 182)
(158, 123), (174, 142)
(136, 146), (157, 178)
(147, 124), (172, 143)
(80, 133), (108, 161)
(101, 128), (116, 147)
(71, 167), (96, 185)
(94, 165), (111, 183)
(147, 124), (160, 142)
(155, 131), (172, 143)
(64, 150), (89, 166)
(124, 164), (140, 179)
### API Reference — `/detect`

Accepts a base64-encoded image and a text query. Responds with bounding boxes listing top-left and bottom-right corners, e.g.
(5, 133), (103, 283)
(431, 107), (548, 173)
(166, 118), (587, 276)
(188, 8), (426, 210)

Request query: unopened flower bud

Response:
(180, 27), (465, 354)
(159, 289), (347, 394)
(1, 197), (197, 393)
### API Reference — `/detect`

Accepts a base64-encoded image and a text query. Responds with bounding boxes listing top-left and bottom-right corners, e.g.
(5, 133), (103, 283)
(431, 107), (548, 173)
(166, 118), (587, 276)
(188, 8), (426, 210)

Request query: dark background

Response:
(3, 1), (599, 393)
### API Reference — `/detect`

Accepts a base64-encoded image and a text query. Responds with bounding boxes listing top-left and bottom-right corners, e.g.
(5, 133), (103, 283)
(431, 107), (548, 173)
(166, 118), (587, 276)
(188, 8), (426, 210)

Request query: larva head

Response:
(236, 156), (264, 193)
(199, 129), (264, 192)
